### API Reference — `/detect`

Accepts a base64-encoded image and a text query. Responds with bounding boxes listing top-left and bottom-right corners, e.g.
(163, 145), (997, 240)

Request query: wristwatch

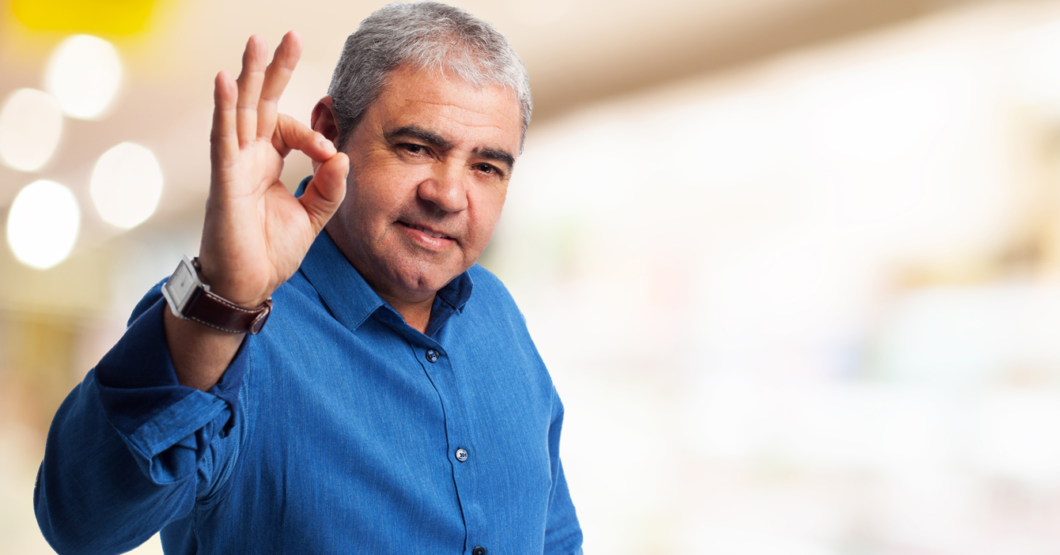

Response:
(161, 256), (273, 334)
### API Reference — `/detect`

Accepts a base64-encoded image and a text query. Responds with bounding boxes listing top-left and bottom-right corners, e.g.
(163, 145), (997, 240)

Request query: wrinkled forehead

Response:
(391, 59), (521, 110)
(373, 64), (523, 146)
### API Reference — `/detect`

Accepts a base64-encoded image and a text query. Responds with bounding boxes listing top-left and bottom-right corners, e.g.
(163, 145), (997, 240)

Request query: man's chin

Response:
(384, 262), (464, 297)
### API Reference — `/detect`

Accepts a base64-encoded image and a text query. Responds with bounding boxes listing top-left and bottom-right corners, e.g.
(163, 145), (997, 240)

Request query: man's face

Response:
(325, 65), (522, 305)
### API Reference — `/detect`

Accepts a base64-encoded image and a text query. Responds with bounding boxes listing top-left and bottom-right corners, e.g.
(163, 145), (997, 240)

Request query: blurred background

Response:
(8, 0), (1060, 553)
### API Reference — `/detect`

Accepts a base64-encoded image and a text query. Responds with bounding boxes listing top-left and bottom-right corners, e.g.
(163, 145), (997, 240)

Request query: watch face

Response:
(167, 261), (197, 306)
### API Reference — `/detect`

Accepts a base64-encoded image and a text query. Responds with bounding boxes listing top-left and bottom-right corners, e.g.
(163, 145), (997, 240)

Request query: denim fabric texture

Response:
(34, 228), (583, 554)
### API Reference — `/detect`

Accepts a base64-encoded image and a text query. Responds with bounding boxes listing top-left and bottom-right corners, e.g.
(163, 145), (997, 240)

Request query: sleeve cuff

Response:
(93, 283), (252, 484)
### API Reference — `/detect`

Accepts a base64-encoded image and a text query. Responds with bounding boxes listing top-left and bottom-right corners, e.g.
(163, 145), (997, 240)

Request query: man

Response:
(33, 3), (583, 553)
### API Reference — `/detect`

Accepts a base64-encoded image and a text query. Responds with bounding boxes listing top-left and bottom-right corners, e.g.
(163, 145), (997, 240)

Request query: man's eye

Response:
(474, 163), (500, 175)
(400, 144), (426, 155)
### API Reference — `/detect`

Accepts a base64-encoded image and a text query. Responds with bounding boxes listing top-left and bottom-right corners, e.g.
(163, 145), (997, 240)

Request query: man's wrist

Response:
(162, 256), (273, 335)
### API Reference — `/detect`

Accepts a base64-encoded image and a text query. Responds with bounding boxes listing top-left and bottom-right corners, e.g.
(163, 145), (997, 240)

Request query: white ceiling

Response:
(0, 0), (1004, 250)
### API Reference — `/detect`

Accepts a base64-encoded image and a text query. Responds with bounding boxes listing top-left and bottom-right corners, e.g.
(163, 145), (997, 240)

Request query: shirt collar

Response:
(425, 265), (474, 338)
(299, 231), (385, 332)
(298, 225), (475, 336)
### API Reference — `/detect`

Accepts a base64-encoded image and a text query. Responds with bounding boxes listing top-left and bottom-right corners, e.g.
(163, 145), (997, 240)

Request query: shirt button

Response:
(425, 349), (439, 363)
(472, 547), (486, 555)
(455, 448), (469, 462)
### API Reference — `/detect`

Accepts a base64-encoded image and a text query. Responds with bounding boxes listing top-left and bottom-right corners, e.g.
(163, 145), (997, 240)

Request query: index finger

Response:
(257, 31), (303, 141)
(272, 114), (336, 161)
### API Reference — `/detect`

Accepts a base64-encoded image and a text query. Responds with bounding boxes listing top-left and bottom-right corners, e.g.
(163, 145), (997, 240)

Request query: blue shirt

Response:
(34, 230), (583, 554)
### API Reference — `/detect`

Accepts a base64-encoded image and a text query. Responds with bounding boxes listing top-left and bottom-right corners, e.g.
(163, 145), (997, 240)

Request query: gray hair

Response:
(327, 2), (532, 149)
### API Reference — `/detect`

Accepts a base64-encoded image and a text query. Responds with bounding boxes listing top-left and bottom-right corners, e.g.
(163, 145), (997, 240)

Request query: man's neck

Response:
(324, 227), (439, 334)
(378, 292), (435, 334)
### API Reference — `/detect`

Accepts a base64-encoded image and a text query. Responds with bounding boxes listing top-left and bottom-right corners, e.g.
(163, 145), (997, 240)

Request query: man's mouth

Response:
(401, 222), (452, 240)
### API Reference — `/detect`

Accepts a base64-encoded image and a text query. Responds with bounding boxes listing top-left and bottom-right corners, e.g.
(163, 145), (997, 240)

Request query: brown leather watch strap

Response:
(179, 256), (272, 334)
(183, 287), (273, 334)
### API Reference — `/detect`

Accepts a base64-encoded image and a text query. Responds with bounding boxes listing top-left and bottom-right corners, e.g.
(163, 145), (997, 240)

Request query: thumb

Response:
(300, 152), (349, 234)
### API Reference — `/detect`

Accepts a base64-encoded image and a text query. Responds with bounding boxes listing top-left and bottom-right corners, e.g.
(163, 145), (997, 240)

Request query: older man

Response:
(34, 3), (583, 554)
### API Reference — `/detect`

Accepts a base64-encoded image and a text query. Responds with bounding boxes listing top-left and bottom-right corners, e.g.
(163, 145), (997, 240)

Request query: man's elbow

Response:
(34, 465), (80, 555)
(34, 464), (117, 555)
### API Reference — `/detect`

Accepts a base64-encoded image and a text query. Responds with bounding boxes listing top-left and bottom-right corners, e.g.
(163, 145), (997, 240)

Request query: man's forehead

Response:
(373, 65), (522, 146)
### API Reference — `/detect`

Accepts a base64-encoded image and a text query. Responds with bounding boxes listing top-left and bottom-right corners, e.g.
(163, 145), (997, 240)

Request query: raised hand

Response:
(165, 32), (348, 390)
(198, 31), (348, 308)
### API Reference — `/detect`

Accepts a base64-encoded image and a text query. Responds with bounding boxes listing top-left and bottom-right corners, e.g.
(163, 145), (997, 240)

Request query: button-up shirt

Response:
(34, 231), (583, 554)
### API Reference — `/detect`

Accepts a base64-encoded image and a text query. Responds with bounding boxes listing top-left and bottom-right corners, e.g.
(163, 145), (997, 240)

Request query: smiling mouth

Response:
(401, 222), (453, 240)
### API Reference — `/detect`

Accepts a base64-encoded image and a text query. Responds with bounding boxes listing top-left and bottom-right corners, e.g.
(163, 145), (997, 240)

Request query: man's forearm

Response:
(37, 293), (236, 553)
(163, 309), (245, 391)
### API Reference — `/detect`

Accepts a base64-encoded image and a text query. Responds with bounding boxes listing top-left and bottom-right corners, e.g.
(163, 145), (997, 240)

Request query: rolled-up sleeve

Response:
(34, 283), (250, 554)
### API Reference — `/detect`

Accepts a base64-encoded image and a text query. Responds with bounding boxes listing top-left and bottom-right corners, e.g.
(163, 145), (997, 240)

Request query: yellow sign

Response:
(10, 0), (156, 36)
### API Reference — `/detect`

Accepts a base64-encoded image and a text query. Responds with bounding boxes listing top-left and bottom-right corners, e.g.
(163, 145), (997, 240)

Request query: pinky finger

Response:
(210, 71), (239, 167)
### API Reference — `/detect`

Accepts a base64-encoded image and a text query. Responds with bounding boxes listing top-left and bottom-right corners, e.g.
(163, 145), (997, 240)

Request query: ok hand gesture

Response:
(165, 32), (348, 390)
(198, 31), (348, 308)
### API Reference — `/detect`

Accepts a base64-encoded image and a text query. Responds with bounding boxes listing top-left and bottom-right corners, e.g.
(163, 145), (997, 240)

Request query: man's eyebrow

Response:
(474, 147), (515, 171)
(386, 125), (514, 171)
(385, 126), (453, 151)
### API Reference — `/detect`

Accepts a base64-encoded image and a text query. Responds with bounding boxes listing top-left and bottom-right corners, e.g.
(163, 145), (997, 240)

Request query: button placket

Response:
(413, 341), (483, 542)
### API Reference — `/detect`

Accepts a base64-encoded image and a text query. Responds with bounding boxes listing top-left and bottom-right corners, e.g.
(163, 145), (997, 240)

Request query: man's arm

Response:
(166, 31), (348, 390)
(34, 32), (347, 552)
(544, 388), (585, 554)
(36, 290), (246, 554)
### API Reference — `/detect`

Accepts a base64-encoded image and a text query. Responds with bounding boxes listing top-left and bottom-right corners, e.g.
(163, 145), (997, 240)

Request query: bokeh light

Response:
(6, 180), (81, 270)
(45, 35), (123, 120)
(0, 88), (63, 172)
(90, 142), (163, 229)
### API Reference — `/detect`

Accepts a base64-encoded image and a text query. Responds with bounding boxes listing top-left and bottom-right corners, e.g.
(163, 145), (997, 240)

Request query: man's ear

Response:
(311, 96), (340, 144)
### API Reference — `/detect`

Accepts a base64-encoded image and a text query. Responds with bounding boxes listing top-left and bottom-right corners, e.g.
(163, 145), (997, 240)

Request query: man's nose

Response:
(418, 162), (469, 213)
